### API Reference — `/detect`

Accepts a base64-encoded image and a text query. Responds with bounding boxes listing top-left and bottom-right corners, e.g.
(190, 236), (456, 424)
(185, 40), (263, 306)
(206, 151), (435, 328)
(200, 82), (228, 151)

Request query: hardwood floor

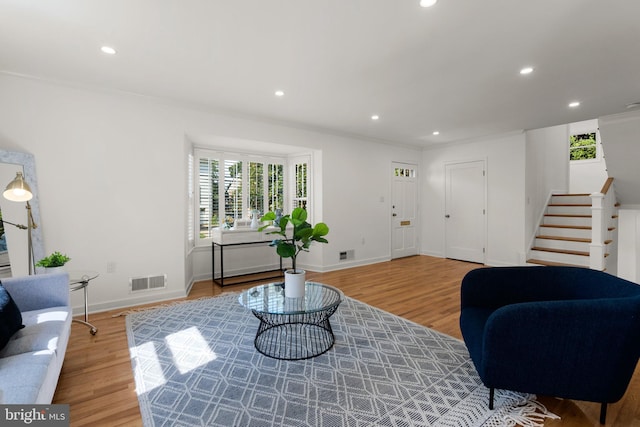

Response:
(54, 256), (640, 426)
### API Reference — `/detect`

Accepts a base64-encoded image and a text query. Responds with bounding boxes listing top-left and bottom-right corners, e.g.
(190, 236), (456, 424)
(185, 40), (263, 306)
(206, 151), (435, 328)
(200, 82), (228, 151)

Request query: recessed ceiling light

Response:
(520, 67), (534, 75)
(275, 90), (284, 97)
(371, 115), (380, 121)
(420, 0), (438, 7)
(100, 46), (117, 55)
(432, 131), (440, 135)
(568, 101), (580, 108)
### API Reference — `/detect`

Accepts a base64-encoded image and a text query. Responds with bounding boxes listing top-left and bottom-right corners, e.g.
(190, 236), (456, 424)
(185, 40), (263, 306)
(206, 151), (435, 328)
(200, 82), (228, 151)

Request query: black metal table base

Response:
(252, 307), (339, 360)
(212, 240), (285, 287)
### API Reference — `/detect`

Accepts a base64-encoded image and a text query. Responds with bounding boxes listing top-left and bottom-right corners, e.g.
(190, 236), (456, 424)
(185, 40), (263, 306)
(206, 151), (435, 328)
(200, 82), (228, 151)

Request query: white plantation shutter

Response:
(224, 159), (243, 222)
(291, 156), (310, 213)
(198, 157), (220, 239)
(267, 163), (284, 212)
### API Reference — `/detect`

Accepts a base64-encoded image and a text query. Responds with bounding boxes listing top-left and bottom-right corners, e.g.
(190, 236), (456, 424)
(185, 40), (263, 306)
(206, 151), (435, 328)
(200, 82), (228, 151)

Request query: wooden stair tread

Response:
(536, 235), (590, 243)
(548, 203), (591, 207)
(527, 259), (606, 271)
(531, 247), (589, 256)
(527, 259), (586, 267)
(553, 193), (591, 197)
(536, 236), (613, 245)
(531, 247), (610, 257)
(544, 214), (591, 218)
(541, 224), (591, 230)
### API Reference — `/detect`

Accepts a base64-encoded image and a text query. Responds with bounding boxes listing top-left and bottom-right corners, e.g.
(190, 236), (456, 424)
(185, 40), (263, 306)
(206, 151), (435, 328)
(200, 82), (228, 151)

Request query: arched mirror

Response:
(0, 150), (44, 277)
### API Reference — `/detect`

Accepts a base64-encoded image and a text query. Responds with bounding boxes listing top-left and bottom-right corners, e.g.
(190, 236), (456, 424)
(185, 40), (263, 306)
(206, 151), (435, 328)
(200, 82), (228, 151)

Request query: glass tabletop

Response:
(239, 282), (343, 315)
(68, 270), (99, 285)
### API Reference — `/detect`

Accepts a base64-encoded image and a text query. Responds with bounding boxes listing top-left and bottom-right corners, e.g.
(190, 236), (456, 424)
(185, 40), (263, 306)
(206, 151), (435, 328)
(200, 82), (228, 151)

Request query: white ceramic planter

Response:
(284, 269), (306, 298)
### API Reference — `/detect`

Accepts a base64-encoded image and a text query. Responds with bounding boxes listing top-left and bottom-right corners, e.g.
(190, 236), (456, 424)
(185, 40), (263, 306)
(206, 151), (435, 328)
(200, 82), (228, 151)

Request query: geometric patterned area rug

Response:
(126, 293), (558, 427)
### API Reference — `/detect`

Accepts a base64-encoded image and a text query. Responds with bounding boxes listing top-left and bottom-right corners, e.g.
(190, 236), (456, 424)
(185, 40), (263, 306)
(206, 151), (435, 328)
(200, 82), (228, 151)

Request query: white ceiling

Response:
(1, 0), (639, 147)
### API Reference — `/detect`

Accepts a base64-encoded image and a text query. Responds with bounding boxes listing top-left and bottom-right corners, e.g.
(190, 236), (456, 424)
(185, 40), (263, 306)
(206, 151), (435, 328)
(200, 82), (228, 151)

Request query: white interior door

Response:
(391, 162), (418, 259)
(445, 160), (486, 263)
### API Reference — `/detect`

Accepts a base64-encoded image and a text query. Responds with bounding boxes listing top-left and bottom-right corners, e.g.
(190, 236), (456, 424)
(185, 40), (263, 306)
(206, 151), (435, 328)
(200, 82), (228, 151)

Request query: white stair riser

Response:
(547, 205), (592, 215)
(529, 250), (590, 266)
(543, 216), (592, 227)
(551, 195), (592, 205)
(534, 239), (590, 252)
(539, 226), (591, 239)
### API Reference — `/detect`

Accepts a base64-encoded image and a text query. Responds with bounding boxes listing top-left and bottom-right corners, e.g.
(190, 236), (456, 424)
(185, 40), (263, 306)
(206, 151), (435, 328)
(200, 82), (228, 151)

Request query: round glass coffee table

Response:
(239, 282), (343, 360)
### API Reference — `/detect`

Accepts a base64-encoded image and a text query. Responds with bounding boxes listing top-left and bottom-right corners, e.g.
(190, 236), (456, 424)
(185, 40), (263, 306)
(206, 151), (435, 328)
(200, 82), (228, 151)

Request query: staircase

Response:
(527, 188), (618, 270)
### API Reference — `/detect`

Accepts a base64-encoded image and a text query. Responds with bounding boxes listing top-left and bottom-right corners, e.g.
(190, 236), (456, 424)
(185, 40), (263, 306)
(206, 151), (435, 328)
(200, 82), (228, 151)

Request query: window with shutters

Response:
(195, 149), (306, 244)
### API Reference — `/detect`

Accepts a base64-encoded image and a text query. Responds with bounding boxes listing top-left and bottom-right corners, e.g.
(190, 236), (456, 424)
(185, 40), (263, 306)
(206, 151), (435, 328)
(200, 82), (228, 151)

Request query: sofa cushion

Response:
(0, 307), (70, 358)
(0, 283), (24, 350)
(0, 350), (56, 404)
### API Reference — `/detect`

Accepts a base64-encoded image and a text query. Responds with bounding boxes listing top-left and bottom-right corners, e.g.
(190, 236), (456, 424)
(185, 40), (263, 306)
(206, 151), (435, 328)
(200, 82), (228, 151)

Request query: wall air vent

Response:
(339, 250), (355, 261)
(130, 274), (167, 293)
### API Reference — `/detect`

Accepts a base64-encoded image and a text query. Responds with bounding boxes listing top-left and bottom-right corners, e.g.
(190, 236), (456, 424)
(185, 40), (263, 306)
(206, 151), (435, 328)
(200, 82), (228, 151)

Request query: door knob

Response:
(445, 214), (450, 218)
(392, 213), (397, 217)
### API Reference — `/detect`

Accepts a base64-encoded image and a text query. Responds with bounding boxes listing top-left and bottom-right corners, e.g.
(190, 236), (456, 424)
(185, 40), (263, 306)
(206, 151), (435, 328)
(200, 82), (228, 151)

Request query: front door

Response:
(444, 160), (486, 263)
(391, 162), (418, 259)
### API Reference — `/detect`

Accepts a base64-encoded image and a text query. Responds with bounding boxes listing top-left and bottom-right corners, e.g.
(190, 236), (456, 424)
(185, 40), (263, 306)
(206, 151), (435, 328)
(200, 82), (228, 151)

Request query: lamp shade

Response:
(3, 171), (33, 202)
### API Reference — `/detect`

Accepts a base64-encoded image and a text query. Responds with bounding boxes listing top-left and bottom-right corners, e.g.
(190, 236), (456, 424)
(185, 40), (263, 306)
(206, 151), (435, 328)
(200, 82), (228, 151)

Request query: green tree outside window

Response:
(569, 132), (597, 161)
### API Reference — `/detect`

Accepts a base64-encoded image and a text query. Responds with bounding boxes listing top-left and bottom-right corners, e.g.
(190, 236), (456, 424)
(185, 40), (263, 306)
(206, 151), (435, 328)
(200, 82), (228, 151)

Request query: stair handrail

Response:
(600, 177), (614, 195)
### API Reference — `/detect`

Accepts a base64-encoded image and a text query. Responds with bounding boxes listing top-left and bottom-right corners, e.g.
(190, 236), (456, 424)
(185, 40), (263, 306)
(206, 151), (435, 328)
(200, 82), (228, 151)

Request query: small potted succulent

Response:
(36, 251), (71, 273)
(259, 207), (329, 297)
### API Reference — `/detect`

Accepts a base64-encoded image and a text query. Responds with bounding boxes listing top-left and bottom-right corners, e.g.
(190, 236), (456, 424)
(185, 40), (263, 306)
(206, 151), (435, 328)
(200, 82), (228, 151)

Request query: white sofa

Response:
(0, 273), (71, 403)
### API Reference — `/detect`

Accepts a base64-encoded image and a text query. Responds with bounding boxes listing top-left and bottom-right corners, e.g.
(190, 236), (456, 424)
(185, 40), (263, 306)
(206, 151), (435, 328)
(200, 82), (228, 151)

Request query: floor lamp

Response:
(3, 171), (37, 275)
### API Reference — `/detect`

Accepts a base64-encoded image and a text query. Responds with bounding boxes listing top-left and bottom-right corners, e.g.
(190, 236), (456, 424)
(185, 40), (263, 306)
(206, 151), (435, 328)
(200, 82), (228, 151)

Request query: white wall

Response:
(618, 209), (640, 283)
(525, 124), (570, 248)
(599, 111), (640, 205)
(568, 119), (608, 193)
(0, 75), (189, 313)
(421, 132), (527, 266)
(0, 74), (422, 313)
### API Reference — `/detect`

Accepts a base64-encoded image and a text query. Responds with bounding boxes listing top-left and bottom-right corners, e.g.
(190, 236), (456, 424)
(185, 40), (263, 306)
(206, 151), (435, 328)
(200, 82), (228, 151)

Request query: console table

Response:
(211, 227), (286, 287)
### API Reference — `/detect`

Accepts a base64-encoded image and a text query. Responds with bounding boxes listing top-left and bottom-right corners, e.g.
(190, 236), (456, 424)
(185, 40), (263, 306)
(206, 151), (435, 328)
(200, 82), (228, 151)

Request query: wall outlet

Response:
(107, 262), (116, 273)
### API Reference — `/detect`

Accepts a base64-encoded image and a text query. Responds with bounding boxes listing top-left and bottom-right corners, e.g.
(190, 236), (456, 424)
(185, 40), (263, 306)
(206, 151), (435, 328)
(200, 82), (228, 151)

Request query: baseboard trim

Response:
(75, 289), (189, 316)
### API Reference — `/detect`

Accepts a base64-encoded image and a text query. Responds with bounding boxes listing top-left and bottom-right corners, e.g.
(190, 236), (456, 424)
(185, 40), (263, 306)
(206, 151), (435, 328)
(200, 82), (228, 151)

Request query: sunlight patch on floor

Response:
(132, 341), (166, 395)
(166, 326), (217, 375)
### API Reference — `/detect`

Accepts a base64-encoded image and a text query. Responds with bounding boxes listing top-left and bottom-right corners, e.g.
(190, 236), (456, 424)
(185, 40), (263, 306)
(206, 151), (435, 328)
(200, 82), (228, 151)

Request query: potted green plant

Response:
(36, 251), (71, 273)
(259, 207), (329, 297)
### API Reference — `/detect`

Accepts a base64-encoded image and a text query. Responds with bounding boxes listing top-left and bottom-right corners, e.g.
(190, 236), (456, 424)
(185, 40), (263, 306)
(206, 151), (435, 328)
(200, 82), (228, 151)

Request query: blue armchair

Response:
(460, 266), (640, 424)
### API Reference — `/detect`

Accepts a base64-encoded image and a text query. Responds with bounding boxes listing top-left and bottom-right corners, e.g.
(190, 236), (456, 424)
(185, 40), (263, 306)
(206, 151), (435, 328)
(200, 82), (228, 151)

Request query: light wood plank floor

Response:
(54, 256), (640, 426)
